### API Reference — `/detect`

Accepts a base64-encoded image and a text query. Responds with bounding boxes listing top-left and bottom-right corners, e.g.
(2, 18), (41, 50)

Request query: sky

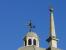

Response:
(0, 0), (66, 50)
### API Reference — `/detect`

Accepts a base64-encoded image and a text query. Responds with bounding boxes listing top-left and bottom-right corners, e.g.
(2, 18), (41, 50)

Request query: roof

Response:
(18, 46), (46, 50)
(47, 47), (62, 50)
(25, 32), (38, 38)
(18, 46), (62, 50)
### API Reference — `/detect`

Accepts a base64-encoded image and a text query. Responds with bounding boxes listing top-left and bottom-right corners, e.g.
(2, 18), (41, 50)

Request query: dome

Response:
(26, 32), (38, 38)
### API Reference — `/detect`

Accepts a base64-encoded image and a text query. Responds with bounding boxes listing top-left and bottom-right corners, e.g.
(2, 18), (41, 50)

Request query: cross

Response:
(28, 20), (35, 32)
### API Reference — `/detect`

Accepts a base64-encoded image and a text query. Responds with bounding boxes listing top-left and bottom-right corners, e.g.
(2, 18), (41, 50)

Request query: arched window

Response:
(28, 39), (32, 45)
(33, 39), (36, 45)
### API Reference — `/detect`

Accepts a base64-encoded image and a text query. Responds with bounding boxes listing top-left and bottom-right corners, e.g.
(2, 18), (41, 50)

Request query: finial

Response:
(49, 6), (54, 12)
(28, 20), (35, 32)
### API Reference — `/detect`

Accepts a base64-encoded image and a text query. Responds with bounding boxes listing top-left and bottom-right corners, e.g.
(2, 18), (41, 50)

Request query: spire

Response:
(49, 7), (56, 37)
(46, 7), (58, 48)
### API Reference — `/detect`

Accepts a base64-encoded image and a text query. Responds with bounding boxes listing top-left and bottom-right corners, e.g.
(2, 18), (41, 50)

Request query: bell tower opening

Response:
(33, 39), (36, 45)
(28, 39), (32, 45)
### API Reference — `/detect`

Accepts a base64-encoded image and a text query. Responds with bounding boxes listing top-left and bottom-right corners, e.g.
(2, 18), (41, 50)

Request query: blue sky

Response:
(0, 0), (66, 50)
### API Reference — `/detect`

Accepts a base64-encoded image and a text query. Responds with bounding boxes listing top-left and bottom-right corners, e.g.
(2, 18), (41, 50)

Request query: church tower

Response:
(18, 21), (46, 50)
(46, 7), (60, 50)
(23, 20), (39, 47)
